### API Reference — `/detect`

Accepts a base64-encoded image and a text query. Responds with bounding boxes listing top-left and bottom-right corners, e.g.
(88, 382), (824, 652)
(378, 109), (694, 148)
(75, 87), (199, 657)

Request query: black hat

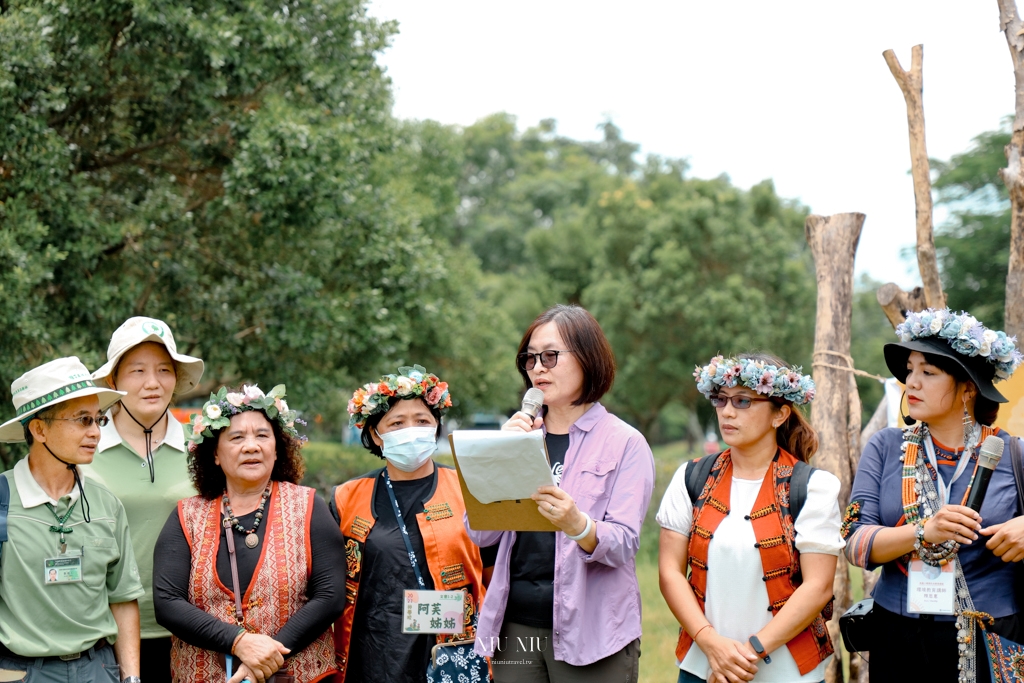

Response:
(884, 337), (1007, 403)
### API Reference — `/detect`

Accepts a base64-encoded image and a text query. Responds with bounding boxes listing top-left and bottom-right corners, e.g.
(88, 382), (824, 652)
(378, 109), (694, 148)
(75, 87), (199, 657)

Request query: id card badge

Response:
(402, 589), (465, 634)
(907, 559), (955, 614)
(44, 549), (83, 585)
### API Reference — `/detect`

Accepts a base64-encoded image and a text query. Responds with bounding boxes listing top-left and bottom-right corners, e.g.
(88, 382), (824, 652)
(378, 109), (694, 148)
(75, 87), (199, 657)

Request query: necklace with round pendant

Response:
(223, 485), (272, 549)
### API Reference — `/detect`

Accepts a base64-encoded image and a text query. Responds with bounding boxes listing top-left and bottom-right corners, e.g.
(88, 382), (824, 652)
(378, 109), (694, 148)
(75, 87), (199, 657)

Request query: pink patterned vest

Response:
(170, 481), (336, 683)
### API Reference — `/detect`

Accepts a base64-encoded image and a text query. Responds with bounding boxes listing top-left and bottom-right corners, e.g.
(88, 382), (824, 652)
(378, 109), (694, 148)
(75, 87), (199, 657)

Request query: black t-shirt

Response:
(504, 432), (570, 628)
(345, 471), (436, 683)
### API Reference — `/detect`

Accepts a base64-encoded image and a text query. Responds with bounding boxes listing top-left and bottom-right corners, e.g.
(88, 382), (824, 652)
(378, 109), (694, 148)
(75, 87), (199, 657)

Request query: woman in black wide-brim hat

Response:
(843, 308), (1024, 681)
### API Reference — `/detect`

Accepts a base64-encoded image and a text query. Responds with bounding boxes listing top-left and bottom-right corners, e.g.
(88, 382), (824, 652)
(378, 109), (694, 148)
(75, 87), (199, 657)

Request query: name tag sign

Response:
(907, 559), (954, 614)
(402, 590), (465, 634)
(44, 554), (83, 585)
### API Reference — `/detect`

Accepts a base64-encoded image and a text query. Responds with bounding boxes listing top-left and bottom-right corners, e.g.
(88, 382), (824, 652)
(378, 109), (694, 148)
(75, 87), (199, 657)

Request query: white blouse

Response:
(657, 462), (845, 682)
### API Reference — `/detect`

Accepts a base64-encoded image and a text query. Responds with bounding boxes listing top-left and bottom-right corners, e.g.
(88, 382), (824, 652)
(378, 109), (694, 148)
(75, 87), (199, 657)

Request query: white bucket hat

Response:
(91, 317), (204, 394)
(0, 357), (126, 443)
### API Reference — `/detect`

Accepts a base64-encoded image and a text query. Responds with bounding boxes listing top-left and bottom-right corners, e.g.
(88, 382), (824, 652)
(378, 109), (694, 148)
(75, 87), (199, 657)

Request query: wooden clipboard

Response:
(449, 434), (557, 532)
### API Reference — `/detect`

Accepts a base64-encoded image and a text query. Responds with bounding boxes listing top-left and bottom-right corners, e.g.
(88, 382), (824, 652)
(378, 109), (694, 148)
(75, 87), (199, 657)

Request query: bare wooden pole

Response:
(996, 0), (1024, 340)
(805, 212), (865, 683)
(882, 45), (944, 312)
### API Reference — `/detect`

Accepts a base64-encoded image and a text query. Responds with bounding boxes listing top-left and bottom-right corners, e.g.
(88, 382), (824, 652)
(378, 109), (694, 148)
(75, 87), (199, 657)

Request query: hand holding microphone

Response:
(502, 388), (545, 432)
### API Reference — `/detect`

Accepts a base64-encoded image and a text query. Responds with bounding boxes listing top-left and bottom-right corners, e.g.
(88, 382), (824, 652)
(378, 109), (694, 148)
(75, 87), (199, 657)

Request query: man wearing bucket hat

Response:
(0, 357), (144, 681)
(842, 308), (1024, 680)
(82, 317), (204, 683)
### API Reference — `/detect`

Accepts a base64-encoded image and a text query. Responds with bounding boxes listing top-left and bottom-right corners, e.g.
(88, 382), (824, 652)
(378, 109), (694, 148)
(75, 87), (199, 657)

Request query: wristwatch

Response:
(122, 677), (141, 683)
(748, 635), (771, 664)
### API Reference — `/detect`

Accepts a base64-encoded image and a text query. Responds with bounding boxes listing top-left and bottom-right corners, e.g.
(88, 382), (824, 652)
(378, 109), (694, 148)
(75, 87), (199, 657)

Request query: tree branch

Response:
(883, 45), (944, 310)
(996, 0), (1024, 339)
(79, 133), (181, 171)
(876, 282), (928, 328)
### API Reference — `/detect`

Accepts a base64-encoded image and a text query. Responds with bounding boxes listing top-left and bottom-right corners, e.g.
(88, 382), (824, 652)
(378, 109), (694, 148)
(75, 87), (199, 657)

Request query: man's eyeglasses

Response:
(709, 396), (773, 410)
(517, 350), (568, 371)
(46, 415), (110, 429)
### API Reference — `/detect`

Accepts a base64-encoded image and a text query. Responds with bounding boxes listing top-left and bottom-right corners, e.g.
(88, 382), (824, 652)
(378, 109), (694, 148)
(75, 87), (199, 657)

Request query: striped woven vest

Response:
(333, 465), (485, 680)
(170, 481), (336, 683)
(676, 448), (834, 675)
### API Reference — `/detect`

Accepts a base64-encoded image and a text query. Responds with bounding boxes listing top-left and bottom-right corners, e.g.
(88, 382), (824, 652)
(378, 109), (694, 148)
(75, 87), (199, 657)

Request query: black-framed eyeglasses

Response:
(517, 350), (568, 371)
(46, 415), (110, 429)
(709, 396), (773, 410)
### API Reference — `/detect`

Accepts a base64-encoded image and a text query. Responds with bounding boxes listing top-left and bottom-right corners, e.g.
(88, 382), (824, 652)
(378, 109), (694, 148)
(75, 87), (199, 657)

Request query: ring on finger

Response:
(549, 504), (555, 513)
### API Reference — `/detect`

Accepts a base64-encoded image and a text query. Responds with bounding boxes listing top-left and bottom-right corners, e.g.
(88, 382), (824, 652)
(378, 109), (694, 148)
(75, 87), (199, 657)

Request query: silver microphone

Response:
(965, 435), (1005, 513)
(520, 388), (545, 419)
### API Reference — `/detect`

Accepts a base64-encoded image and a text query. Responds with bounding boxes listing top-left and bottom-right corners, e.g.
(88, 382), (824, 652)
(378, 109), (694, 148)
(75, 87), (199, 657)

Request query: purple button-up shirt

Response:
(465, 403), (655, 666)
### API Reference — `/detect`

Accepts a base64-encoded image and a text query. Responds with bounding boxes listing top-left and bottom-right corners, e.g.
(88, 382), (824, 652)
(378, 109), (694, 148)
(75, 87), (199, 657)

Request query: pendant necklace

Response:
(45, 500), (78, 553)
(223, 485), (271, 549)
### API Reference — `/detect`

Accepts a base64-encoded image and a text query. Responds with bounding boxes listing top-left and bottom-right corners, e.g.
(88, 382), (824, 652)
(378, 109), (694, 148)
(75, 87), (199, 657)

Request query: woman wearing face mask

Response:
(331, 365), (495, 683)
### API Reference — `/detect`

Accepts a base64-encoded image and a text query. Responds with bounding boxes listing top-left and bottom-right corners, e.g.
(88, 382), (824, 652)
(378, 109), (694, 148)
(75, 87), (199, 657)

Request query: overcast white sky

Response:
(368, 1), (1015, 288)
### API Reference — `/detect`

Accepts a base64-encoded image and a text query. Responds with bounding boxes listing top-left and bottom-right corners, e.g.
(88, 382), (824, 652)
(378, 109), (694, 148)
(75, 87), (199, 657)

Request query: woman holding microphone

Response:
(466, 304), (655, 683)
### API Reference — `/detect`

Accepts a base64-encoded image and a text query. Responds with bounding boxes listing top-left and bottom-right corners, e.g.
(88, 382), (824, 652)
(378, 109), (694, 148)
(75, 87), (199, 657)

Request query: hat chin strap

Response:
(119, 404), (161, 483)
(42, 443), (90, 523)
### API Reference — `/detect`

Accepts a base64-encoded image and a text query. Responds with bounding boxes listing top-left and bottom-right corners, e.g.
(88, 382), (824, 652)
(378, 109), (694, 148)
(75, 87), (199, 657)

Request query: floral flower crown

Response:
(187, 384), (305, 452)
(694, 355), (816, 405)
(896, 308), (1022, 381)
(347, 364), (452, 428)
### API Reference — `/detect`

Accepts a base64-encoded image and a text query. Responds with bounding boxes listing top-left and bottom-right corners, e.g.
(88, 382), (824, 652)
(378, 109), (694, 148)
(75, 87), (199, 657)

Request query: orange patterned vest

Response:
(332, 465), (485, 681)
(676, 449), (834, 675)
(170, 481), (336, 683)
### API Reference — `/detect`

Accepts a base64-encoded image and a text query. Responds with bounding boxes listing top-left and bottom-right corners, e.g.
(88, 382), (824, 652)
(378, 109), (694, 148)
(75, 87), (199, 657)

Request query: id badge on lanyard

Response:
(383, 471), (466, 636)
(44, 547), (83, 585)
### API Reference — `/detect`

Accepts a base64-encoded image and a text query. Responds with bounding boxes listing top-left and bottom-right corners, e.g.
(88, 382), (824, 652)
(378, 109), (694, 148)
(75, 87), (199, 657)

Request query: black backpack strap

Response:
(1011, 437), (1024, 517)
(685, 452), (722, 504)
(789, 460), (815, 522)
(0, 474), (9, 561)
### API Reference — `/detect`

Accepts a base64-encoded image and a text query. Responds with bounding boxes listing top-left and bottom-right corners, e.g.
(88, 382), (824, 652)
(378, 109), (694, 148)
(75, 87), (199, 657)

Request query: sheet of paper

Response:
(450, 430), (555, 504)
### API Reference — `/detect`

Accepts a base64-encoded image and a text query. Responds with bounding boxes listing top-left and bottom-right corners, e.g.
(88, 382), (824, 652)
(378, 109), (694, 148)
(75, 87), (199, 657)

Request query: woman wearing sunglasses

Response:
(465, 304), (655, 683)
(658, 353), (843, 683)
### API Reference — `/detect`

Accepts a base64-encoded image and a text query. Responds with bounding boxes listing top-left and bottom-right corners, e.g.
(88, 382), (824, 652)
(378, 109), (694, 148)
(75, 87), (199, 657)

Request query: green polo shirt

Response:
(80, 411), (195, 639)
(0, 458), (144, 657)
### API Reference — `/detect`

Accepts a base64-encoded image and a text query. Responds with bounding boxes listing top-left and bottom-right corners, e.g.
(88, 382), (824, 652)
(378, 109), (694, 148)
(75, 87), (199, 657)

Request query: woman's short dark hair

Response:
(359, 396), (443, 459)
(188, 409), (306, 500)
(516, 304), (616, 405)
(920, 352), (1000, 426)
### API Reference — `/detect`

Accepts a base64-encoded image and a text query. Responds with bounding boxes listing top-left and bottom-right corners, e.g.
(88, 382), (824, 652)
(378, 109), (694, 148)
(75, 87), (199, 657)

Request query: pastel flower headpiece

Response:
(895, 308), (1022, 381)
(694, 355), (816, 405)
(187, 384), (305, 452)
(347, 364), (452, 428)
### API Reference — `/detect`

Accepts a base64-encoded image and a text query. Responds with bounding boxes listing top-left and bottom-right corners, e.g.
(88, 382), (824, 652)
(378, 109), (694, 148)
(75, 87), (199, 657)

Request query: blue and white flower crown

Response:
(896, 308), (1022, 381)
(693, 355), (816, 405)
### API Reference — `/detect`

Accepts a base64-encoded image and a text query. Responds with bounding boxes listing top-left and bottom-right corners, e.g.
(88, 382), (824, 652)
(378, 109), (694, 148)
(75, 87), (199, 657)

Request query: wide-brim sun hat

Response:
(91, 316), (204, 394)
(884, 308), (1023, 404)
(0, 357), (126, 442)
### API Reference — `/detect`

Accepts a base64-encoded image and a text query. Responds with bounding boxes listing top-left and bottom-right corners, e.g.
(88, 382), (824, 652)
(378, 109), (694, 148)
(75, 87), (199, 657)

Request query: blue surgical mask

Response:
(380, 426), (438, 472)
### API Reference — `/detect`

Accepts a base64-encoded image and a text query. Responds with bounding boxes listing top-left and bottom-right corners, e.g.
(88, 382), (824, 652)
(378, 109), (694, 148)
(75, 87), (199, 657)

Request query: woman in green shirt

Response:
(82, 316), (204, 683)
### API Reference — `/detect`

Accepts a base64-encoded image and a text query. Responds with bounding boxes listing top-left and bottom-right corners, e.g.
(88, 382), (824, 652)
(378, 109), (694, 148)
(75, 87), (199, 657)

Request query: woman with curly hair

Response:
(332, 365), (495, 683)
(153, 385), (345, 683)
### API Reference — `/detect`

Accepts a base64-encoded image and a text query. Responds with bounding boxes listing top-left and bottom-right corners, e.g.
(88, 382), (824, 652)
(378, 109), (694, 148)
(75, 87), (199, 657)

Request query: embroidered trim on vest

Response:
(350, 516), (372, 539)
(424, 502), (453, 521)
(770, 597), (789, 612)
(757, 535), (787, 549)
(749, 503), (777, 520)
(692, 525), (713, 540)
(705, 497), (729, 514)
(440, 563), (466, 585)
(689, 556), (708, 570)
(764, 565), (792, 579)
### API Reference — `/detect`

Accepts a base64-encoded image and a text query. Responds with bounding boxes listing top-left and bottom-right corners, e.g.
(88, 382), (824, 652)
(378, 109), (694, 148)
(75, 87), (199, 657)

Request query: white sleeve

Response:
(794, 469), (846, 556)
(656, 461), (694, 536)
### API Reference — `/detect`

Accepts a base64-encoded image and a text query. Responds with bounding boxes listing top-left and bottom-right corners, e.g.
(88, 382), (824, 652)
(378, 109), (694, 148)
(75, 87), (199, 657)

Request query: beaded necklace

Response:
(222, 484), (272, 549)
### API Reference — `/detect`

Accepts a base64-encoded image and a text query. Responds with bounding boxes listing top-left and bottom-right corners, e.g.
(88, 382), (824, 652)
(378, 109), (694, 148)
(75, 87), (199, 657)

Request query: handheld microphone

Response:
(965, 435), (1004, 513)
(520, 388), (545, 420)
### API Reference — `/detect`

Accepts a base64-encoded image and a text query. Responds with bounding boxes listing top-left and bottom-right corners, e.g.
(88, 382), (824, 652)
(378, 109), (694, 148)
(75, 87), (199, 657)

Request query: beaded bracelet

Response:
(913, 518), (958, 566)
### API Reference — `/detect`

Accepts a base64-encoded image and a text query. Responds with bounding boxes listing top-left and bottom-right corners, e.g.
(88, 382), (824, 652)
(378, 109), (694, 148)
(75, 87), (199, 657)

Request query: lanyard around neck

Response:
(922, 436), (974, 507)
(382, 470), (426, 589)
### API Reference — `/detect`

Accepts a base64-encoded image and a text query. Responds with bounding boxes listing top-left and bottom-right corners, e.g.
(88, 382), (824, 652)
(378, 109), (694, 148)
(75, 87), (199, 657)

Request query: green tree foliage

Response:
(0, 1), (517, 465)
(932, 121), (1012, 329)
(451, 117), (818, 437)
